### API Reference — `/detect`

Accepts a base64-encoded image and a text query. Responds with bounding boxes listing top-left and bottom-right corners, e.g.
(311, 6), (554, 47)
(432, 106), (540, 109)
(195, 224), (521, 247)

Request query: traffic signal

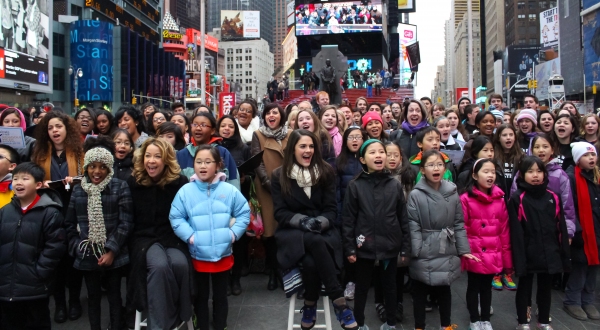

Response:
(527, 80), (532, 89)
(533, 80), (538, 88)
(74, 99), (79, 106)
(132, 97), (137, 105)
(594, 85), (597, 95)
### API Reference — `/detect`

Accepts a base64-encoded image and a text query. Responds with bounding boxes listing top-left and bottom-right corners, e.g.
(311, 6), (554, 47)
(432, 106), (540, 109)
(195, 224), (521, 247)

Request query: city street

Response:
(52, 273), (600, 330)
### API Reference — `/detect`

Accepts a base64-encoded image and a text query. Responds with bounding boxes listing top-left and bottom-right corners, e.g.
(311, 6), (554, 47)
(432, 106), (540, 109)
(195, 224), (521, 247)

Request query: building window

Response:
(529, 38), (537, 44)
(518, 14), (525, 19)
(227, 49), (233, 54)
(518, 39), (526, 44)
(517, 1), (525, 9)
(539, 1), (547, 8)
(236, 49), (242, 53)
(236, 64), (242, 68)
(227, 57), (233, 62)
(53, 68), (65, 91)
(52, 33), (65, 57)
(236, 56), (242, 61)
(528, 1), (536, 9)
(528, 14), (536, 21)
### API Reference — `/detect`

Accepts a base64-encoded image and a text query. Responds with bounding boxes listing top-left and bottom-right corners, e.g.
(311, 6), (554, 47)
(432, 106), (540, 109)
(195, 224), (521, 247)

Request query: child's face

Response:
(518, 119), (533, 134)
(503, 114), (511, 124)
(352, 112), (362, 124)
(360, 143), (386, 173)
(385, 144), (401, 171)
(159, 132), (177, 148)
(421, 154), (444, 183)
(2, 113), (20, 128)
(12, 172), (42, 200)
(524, 163), (544, 185)
(432, 106), (443, 119)
(113, 133), (132, 160)
(435, 119), (451, 142)
(219, 118), (236, 138)
(447, 112), (459, 130)
(87, 161), (110, 185)
(365, 120), (382, 139)
(476, 143), (495, 159)
(555, 117), (573, 140)
(194, 149), (219, 182)
(499, 129), (515, 151)
(417, 132), (440, 151)
(346, 131), (363, 153)
(0, 149), (16, 177)
(532, 138), (553, 163)
(578, 152), (597, 170)
(473, 162), (496, 191)
(478, 114), (496, 136)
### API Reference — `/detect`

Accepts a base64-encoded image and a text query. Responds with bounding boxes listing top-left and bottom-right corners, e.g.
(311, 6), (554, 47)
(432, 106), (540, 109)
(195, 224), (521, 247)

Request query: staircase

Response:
(280, 87), (415, 108)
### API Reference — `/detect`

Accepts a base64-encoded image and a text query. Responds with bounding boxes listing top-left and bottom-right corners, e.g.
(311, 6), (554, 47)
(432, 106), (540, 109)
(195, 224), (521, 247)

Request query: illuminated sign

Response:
(163, 30), (183, 39)
(85, 0), (159, 43)
(70, 20), (114, 101)
(124, 0), (160, 24)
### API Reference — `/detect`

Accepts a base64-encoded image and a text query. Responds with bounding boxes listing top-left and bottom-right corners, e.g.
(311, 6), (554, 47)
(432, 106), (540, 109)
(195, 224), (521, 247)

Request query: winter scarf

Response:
(575, 166), (600, 265)
(78, 147), (115, 259)
(289, 164), (319, 199)
(259, 125), (288, 143)
(328, 126), (342, 156)
(401, 120), (429, 135)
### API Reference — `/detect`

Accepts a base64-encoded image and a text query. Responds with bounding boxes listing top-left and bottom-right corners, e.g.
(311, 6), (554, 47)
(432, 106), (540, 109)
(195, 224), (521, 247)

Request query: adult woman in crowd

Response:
(251, 103), (291, 290)
(319, 105), (343, 157)
(433, 116), (461, 151)
(430, 103), (445, 123)
(127, 138), (192, 330)
(156, 122), (187, 151)
(32, 111), (85, 323)
(287, 109), (299, 131)
(95, 109), (115, 136)
(462, 111), (497, 162)
(171, 113), (191, 144)
(296, 109), (335, 164)
(556, 101), (581, 124)
(538, 110), (555, 134)
(444, 109), (468, 144)
(577, 114), (600, 147)
(391, 102), (402, 122)
(74, 108), (97, 140)
(115, 105), (149, 148)
(554, 113), (579, 170)
(0, 107), (36, 162)
(271, 129), (358, 329)
(237, 99), (260, 144)
(382, 104), (398, 131)
(147, 110), (171, 137)
(390, 99), (429, 158)
(141, 103), (158, 123)
(336, 110), (349, 133)
(111, 128), (135, 180)
(285, 103), (299, 117)
(355, 97), (368, 115)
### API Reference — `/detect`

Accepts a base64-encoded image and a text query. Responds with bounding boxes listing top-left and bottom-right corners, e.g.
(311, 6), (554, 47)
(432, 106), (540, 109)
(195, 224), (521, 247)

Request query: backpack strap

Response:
(518, 191), (527, 222)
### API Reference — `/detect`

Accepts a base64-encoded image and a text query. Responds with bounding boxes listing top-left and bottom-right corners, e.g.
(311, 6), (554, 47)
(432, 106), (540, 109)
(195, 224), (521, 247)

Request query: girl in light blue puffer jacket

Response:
(170, 145), (250, 330)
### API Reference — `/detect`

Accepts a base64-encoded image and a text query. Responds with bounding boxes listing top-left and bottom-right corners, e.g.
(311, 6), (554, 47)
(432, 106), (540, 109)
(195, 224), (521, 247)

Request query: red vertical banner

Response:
(0, 49), (5, 79)
(219, 92), (236, 118)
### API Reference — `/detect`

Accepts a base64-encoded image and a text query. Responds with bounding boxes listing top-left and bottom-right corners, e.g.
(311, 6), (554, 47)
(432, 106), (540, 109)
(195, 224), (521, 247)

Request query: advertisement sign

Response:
(219, 92), (236, 117)
(220, 11), (261, 40)
(398, 23), (417, 86)
(455, 88), (476, 103)
(287, 1), (296, 26)
(503, 45), (540, 96)
(85, 0), (159, 43)
(582, 7), (600, 88)
(0, 0), (51, 93)
(397, 0), (415, 12)
(540, 7), (559, 50)
(0, 127), (25, 149)
(535, 57), (561, 100)
(295, 0), (383, 36)
(70, 20), (114, 101)
(282, 27), (297, 72)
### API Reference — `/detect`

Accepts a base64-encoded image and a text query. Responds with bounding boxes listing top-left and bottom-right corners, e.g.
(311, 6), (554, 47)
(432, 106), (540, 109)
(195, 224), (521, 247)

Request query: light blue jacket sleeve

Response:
(230, 188), (250, 241)
(169, 188), (195, 243)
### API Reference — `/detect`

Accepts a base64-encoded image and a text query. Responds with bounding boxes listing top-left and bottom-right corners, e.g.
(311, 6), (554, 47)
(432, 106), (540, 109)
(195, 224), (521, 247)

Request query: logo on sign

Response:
(404, 30), (413, 39)
(221, 95), (234, 115)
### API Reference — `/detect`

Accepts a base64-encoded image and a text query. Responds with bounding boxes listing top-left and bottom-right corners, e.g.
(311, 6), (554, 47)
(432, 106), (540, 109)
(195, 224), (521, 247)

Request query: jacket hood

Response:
(468, 185), (504, 204)
(0, 173), (12, 183)
(12, 188), (63, 209)
(190, 171), (226, 187)
(546, 158), (561, 171)
(414, 178), (457, 198)
(0, 107), (27, 131)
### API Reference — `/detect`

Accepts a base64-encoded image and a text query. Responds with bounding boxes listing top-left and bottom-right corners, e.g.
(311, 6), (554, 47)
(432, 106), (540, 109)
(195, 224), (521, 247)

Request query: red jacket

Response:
(460, 186), (512, 274)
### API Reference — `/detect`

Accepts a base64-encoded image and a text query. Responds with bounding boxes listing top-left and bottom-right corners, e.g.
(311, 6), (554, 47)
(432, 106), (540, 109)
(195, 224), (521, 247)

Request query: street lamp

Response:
(69, 66), (83, 109)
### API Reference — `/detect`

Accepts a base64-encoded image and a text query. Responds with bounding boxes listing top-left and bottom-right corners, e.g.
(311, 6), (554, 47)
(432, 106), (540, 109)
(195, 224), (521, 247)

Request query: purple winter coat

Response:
(460, 186), (513, 274)
(510, 158), (576, 237)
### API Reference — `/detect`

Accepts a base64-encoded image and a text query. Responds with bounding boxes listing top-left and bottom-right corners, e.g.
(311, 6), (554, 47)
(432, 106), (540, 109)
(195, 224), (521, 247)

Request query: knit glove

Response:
(299, 217), (322, 233)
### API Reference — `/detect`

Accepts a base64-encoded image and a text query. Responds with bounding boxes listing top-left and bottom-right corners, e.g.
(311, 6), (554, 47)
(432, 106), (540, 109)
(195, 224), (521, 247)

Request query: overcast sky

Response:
(409, 0), (452, 98)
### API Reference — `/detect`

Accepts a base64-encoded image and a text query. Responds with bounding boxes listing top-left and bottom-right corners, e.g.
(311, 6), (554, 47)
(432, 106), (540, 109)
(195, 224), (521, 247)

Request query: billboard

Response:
(397, 0), (416, 13)
(295, 0), (383, 36)
(398, 23), (417, 86)
(540, 7), (559, 50)
(282, 27), (297, 72)
(70, 20), (114, 102)
(503, 45), (540, 96)
(0, 0), (51, 93)
(287, 1), (296, 26)
(582, 7), (600, 88)
(535, 57), (561, 100)
(220, 11), (260, 40)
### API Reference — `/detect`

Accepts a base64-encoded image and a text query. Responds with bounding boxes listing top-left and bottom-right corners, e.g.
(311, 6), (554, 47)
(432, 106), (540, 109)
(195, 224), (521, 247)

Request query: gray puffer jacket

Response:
(407, 179), (470, 286)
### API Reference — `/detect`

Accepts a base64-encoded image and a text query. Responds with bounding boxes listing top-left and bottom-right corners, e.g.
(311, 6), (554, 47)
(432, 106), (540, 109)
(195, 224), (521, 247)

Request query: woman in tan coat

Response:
(251, 103), (291, 290)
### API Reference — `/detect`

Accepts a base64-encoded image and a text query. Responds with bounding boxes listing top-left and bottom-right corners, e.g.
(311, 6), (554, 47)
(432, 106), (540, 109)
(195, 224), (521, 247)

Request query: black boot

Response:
(231, 276), (242, 296)
(54, 304), (68, 323)
(265, 237), (279, 291)
(267, 269), (278, 291)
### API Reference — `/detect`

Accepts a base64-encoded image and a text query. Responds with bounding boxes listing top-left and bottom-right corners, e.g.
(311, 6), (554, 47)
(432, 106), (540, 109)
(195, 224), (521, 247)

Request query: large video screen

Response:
(0, 0), (51, 93)
(295, 0), (383, 35)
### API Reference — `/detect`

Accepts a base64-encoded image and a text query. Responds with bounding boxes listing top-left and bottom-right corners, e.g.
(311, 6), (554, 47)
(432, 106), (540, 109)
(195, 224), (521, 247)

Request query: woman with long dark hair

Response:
(95, 109), (115, 136)
(115, 106), (149, 148)
(272, 129), (358, 330)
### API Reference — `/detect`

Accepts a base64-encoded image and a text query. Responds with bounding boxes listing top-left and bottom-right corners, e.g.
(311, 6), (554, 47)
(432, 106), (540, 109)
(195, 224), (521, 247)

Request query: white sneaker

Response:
(480, 321), (493, 330)
(516, 325), (531, 330)
(470, 321), (483, 330)
(344, 282), (355, 300)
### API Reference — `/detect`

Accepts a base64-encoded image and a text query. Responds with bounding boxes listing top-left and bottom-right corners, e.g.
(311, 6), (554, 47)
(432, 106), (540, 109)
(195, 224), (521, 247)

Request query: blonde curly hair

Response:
(132, 137), (181, 188)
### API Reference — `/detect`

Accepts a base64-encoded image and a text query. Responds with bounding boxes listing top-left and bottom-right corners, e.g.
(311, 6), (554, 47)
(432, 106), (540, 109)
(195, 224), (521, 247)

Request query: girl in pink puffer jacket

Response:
(460, 158), (512, 330)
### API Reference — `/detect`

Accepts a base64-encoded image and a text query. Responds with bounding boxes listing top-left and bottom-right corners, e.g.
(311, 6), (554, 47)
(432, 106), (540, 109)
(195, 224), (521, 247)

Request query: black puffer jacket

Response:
(390, 129), (421, 159)
(0, 189), (66, 302)
(113, 154), (133, 181)
(335, 155), (362, 225)
(342, 171), (411, 260)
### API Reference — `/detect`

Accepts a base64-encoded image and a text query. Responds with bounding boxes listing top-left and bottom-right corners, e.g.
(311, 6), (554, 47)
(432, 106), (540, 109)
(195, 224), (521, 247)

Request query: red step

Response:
(282, 88), (414, 108)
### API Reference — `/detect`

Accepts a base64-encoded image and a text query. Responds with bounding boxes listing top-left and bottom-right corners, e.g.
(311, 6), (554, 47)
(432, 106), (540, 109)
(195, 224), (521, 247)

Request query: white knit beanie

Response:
(571, 142), (596, 164)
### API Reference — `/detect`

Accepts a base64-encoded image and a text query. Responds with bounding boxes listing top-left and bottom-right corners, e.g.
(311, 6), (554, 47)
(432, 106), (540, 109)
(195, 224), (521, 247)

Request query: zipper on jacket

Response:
(10, 215), (22, 300)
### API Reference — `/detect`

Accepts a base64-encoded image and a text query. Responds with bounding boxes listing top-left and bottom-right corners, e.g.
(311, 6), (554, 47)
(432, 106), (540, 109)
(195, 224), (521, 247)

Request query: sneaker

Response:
(358, 326), (370, 330)
(582, 304), (600, 320)
(300, 304), (317, 330)
(480, 321), (493, 330)
(344, 282), (356, 300)
(333, 298), (359, 330)
(563, 305), (588, 320)
(375, 303), (386, 322)
(535, 308), (551, 322)
(516, 325), (530, 330)
(469, 321), (482, 330)
(502, 274), (517, 290)
(536, 324), (553, 330)
(380, 323), (394, 330)
(492, 275), (503, 290)
(440, 325), (458, 330)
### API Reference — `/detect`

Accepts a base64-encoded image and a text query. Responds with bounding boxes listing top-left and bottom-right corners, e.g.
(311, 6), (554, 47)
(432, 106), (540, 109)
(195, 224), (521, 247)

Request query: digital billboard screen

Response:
(220, 11), (260, 40)
(398, 23), (417, 85)
(0, 0), (52, 93)
(295, 0), (383, 35)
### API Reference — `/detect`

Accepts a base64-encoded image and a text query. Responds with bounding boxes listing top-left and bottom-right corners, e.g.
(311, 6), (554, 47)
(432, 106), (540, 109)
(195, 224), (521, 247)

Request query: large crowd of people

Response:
(0, 93), (598, 330)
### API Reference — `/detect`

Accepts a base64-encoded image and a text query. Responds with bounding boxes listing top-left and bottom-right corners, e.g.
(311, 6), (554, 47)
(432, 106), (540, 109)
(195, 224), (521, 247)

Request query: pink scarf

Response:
(329, 126), (342, 157)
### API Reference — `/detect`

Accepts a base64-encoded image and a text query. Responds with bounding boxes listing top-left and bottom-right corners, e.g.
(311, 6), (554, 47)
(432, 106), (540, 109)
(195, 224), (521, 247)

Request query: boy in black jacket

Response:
(0, 162), (66, 329)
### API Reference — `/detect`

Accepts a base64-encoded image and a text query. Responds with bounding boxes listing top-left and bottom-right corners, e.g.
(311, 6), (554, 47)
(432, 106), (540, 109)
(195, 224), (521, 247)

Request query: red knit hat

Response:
(361, 111), (383, 129)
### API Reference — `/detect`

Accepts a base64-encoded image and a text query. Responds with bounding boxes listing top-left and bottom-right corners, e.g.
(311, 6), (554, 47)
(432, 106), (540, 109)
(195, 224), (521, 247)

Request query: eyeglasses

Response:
(195, 160), (216, 166)
(238, 108), (253, 114)
(192, 123), (212, 129)
(153, 117), (166, 123)
(115, 141), (131, 147)
(347, 136), (363, 141)
(424, 163), (445, 169)
(0, 155), (13, 163)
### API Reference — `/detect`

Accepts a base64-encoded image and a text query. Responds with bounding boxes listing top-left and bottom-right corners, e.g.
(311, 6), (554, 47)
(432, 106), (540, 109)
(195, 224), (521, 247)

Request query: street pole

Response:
(200, 0), (206, 104)
(467, 0), (473, 102)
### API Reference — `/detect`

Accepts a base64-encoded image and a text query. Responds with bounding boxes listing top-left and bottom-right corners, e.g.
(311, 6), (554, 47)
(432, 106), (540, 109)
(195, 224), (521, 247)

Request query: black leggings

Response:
(195, 271), (229, 330)
(354, 258), (397, 326)
(300, 232), (344, 302)
(516, 273), (553, 324)
(83, 268), (123, 330)
(466, 272), (494, 322)
(412, 280), (452, 329)
(374, 265), (406, 304)
(231, 234), (249, 279)
(53, 255), (83, 307)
